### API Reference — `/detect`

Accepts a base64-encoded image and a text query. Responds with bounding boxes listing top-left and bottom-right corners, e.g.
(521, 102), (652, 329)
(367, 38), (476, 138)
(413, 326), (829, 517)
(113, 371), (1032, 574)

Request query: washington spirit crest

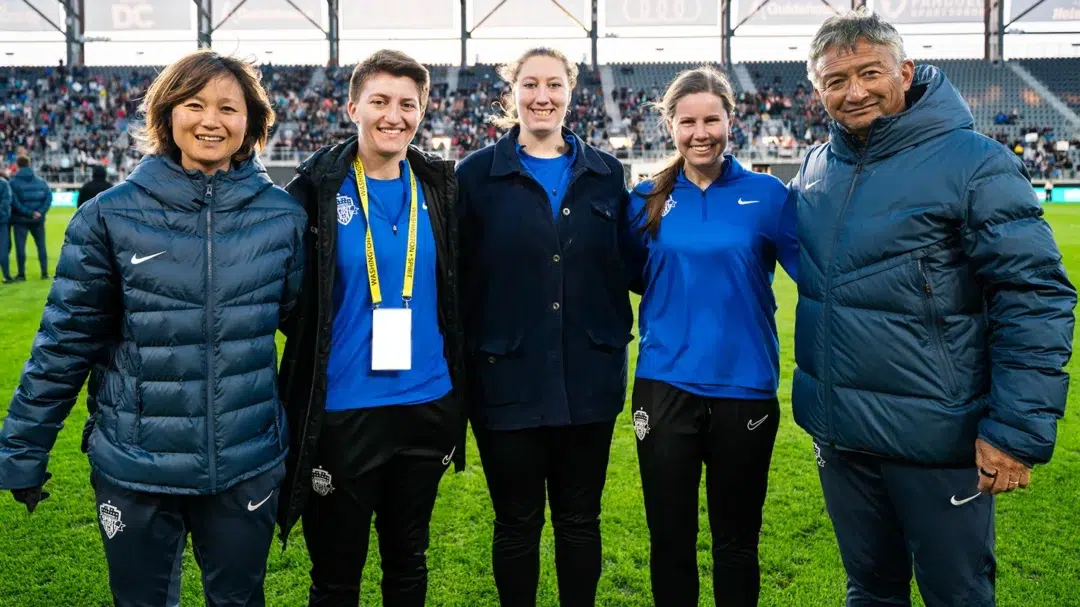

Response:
(633, 409), (651, 441)
(99, 501), (125, 539)
(312, 467), (335, 496)
(336, 194), (360, 226)
(813, 442), (826, 468)
(661, 195), (677, 217)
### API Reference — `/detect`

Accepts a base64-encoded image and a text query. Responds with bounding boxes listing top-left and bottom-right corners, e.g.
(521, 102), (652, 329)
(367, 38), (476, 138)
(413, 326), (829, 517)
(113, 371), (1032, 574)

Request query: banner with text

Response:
(212, 0), (323, 30)
(343, 0), (455, 29)
(0, 0), (61, 31)
(1009, 0), (1080, 22)
(736, 0), (838, 26)
(873, 0), (984, 23)
(606, 0), (719, 26)
(472, 0), (588, 28)
(85, 0), (193, 31)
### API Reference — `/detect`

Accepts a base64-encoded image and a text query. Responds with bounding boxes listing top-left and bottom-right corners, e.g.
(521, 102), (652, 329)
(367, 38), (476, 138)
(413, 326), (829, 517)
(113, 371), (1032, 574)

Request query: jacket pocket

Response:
(474, 332), (526, 406)
(585, 326), (633, 351)
(590, 200), (616, 221)
(131, 382), (143, 444)
(916, 259), (958, 399)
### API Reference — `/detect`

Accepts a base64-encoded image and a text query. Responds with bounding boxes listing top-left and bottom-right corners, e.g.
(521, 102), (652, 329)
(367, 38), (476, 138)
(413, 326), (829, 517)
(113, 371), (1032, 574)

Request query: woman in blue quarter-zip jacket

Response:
(455, 47), (634, 607)
(624, 66), (798, 607)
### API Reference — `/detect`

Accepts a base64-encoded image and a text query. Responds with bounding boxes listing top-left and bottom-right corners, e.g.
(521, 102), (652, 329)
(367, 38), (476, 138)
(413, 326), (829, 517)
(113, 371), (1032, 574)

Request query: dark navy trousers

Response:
(91, 462), (285, 607)
(815, 442), (996, 607)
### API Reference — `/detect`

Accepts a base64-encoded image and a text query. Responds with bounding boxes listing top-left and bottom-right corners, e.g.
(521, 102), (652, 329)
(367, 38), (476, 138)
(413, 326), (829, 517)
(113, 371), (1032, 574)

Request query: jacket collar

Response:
(674, 154), (743, 189)
(126, 153), (273, 210)
(490, 125), (610, 178)
(298, 135), (454, 190)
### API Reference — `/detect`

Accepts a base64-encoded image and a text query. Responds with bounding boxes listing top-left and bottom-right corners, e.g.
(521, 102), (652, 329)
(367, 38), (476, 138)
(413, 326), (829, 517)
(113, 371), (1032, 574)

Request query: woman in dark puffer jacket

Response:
(0, 50), (305, 607)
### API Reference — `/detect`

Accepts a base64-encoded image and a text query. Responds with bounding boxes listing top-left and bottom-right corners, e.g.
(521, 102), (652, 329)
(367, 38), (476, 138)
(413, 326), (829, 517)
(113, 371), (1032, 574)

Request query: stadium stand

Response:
(3, 60), (1077, 184)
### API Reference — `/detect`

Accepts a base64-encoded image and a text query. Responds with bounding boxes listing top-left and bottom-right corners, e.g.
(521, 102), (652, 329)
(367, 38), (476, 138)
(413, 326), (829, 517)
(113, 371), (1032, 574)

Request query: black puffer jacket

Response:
(276, 139), (466, 543)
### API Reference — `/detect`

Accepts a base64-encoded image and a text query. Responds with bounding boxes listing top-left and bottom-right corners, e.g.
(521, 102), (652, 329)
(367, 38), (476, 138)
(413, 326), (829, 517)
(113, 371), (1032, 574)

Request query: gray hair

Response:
(807, 7), (906, 88)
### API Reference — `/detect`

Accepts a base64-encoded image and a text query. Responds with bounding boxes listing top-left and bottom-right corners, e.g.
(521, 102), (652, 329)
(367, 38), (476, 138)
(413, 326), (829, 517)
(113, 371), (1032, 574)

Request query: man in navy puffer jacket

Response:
(793, 9), (1075, 606)
(8, 155), (52, 280)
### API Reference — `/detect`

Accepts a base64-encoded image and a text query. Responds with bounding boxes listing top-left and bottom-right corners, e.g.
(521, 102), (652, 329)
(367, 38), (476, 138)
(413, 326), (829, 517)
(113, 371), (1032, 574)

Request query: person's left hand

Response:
(975, 438), (1031, 494)
(32, 211), (41, 219)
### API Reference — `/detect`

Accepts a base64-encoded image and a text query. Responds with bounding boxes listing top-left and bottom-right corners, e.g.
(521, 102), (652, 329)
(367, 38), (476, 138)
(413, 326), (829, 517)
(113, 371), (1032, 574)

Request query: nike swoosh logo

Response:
(950, 493), (981, 506)
(747, 415), (769, 431)
(442, 446), (456, 466)
(247, 491), (274, 511)
(738, 198), (760, 205)
(805, 179), (822, 191)
(131, 251), (166, 265)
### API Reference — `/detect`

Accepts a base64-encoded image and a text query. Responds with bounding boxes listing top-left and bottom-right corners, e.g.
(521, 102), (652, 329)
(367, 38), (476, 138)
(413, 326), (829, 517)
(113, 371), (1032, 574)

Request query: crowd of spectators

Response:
(3, 62), (1077, 180)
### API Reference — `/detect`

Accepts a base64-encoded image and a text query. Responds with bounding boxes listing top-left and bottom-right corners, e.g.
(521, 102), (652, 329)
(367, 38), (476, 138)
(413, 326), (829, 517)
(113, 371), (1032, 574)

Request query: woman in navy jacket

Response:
(0, 51), (305, 606)
(625, 67), (798, 607)
(455, 47), (633, 607)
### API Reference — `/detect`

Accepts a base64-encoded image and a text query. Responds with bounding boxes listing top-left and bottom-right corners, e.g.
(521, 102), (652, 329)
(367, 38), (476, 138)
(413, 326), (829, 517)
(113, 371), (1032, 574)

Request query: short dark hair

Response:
(16, 155), (30, 168)
(348, 49), (430, 110)
(133, 49), (275, 162)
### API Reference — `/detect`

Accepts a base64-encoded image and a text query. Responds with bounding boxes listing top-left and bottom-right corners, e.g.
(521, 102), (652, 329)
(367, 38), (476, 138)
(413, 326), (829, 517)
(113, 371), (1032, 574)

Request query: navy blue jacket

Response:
(0, 154), (306, 494)
(792, 65), (1075, 467)
(0, 178), (10, 225)
(456, 126), (634, 430)
(9, 166), (51, 225)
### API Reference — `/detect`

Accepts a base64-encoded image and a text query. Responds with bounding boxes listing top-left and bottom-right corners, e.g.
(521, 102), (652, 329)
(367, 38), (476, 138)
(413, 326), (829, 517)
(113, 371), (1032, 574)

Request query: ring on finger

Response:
(979, 467), (998, 478)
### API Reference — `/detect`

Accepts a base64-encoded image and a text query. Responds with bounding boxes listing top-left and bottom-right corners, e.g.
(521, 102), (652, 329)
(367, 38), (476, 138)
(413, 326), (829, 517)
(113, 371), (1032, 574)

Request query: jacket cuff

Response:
(0, 450), (49, 491)
(977, 417), (1051, 468)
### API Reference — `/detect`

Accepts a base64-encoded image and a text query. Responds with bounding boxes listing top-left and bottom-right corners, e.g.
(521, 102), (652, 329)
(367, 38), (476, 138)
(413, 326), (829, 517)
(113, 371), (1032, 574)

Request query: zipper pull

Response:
(206, 182), (213, 198)
(923, 283), (932, 295)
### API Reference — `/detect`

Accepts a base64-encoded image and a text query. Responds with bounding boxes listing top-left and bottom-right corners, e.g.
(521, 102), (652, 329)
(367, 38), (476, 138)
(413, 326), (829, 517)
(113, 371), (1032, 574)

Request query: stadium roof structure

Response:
(0, 0), (1077, 68)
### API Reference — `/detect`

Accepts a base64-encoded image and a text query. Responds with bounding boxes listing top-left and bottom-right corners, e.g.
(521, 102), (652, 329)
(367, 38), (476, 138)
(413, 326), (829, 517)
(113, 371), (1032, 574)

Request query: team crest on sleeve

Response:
(633, 409), (651, 440)
(312, 466), (335, 496)
(99, 501), (125, 539)
(661, 195), (677, 217)
(336, 194), (360, 226)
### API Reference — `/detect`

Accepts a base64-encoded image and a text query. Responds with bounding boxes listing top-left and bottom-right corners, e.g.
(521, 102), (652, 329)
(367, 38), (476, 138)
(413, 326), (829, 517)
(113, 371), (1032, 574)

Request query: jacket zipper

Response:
(204, 178), (217, 492)
(917, 259), (957, 398)
(822, 136), (870, 443)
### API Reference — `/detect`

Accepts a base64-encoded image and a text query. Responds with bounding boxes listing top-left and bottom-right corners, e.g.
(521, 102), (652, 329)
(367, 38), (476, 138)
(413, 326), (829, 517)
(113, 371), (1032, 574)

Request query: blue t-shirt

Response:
(624, 156), (799, 400)
(518, 141), (575, 218)
(325, 160), (452, 411)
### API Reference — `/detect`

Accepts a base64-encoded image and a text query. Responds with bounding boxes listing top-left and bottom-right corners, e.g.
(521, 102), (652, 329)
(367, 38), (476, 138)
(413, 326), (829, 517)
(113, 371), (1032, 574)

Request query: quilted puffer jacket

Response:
(792, 65), (1075, 467)
(0, 154), (306, 495)
(9, 166), (51, 225)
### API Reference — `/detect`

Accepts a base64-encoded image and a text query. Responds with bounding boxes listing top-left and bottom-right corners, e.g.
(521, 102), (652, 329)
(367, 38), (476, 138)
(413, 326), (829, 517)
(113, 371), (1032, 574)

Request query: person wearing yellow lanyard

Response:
(275, 50), (467, 607)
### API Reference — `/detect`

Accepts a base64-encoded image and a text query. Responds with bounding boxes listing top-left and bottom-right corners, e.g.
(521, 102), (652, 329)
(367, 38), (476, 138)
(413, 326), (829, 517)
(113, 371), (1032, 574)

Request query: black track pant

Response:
(303, 395), (457, 607)
(474, 420), (617, 607)
(632, 378), (780, 607)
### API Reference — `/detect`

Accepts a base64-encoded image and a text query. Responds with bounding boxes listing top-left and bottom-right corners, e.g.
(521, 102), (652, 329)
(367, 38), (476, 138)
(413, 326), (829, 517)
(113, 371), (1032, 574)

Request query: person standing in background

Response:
(0, 170), (12, 284)
(78, 165), (114, 208)
(9, 155), (51, 280)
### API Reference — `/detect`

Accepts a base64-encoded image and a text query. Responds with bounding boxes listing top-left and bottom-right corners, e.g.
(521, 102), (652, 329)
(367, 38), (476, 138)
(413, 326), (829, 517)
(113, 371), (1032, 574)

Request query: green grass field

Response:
(1, 206), (1078, 607)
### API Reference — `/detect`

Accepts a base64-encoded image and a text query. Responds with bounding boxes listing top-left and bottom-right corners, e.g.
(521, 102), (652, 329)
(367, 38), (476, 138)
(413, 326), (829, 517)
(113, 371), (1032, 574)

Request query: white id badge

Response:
(371, 308), (412, 370)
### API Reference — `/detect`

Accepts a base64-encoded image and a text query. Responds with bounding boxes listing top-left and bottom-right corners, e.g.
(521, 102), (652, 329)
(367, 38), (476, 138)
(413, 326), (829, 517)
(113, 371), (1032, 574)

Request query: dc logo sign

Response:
(337, 194), (359, 226)
(110, 3), (157, 29)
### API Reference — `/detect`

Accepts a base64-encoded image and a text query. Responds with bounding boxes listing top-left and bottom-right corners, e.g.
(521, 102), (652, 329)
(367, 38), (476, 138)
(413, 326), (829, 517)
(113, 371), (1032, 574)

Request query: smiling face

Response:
(514, 55), (570, 140)
(814, 38), (915, 139)
(170, 74), (248, 175)
(348, 72), (423, 161)
(670, 91), (730, 174)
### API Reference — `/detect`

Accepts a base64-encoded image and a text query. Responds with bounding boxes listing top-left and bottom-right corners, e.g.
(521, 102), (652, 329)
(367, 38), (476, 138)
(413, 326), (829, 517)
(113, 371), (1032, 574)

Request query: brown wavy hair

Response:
(638, 66), (735, 237)
(489, 47), (579, 130)
(132, 50), (275, 163)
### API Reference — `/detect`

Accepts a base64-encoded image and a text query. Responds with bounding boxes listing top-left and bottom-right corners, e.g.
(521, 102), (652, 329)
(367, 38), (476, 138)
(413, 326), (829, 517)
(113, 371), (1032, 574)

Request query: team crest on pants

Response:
(633, 409), (651, 440)
(99, 501), (125, 539)
(312, 467), (335, 496)
(337, 194), (360, 226)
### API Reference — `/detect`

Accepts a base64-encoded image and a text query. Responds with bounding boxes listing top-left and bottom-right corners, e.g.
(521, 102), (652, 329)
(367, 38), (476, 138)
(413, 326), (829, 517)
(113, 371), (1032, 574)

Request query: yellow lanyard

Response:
(353, 156), (418, 308)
